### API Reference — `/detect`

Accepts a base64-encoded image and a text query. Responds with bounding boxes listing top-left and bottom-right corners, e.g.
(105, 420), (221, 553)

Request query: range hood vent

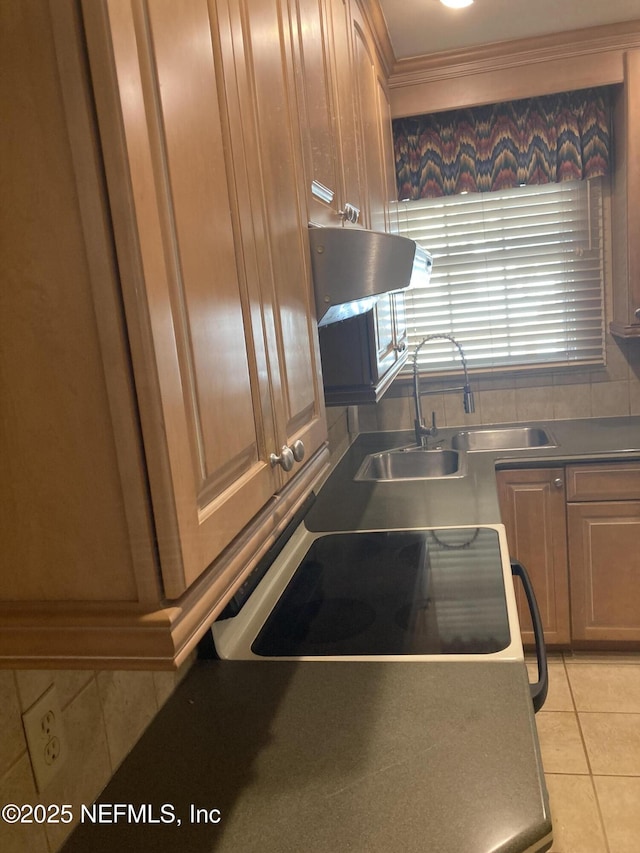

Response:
(309, 227), (428, 326)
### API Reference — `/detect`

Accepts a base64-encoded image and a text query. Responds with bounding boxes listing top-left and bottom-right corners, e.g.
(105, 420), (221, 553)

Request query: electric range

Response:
(211, 518), (524, 663)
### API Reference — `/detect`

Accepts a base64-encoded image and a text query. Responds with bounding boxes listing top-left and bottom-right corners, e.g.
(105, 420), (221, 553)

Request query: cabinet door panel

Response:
(497, 469), (570, 645)
(292, 0), (340, 225)
(87, 0), (278, 596)
(376, 70), (398, 233)
(352, 18), (382, 230)
(392, 291), (408, 352)
(611, 49), (640, 337)
(351, 5), (394, 235)
(568, 501), (640, 641)
(0, 0), (151, 603)
(145, 1), (260, 498)
(327, 0), (362, 216)
(224, 0), (327, 468)
(371, 294), (396, 381)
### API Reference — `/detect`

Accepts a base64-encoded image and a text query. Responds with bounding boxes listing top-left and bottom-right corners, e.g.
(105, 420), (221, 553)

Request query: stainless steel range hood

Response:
(308, 227), (431, 326)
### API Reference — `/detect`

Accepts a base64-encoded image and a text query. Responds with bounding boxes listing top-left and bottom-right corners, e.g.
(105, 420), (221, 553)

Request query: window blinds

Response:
(397, 179), (605, 374)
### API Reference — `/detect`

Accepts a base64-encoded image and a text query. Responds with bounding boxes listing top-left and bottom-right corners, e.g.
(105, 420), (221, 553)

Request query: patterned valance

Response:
(393, 87), (611, 200)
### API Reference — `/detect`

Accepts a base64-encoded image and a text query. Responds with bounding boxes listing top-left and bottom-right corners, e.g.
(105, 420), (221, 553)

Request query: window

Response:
(397, 178), (605, 375)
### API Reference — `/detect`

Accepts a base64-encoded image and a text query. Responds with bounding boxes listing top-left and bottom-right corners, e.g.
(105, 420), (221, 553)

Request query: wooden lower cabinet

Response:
(496, 468), (571, 646)
(566, 460), (640, 643)
(498, 462), (640, 649)
(568, 501), (640, 642)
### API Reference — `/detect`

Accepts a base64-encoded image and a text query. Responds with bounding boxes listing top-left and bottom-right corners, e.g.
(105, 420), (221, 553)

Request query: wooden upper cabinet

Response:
(392, 292), (408, 353)
(290, 0), (363, 226)
(219, 0), (327, 471)
(611, 49), (640, 339)
(1, 0), (158, 606)
(3, 0), (329, 667)
(377, 72), (400, 234)
(84, 0), (326, 598)
(350, 3), (396, 234)
(328, 0), (364, 220)
(84, 0), (278, 598)
(291, 0), (341, 225)
(352, 16), (382, 230)
(1, 0), (330, 668)
(291, 0), (398, 231)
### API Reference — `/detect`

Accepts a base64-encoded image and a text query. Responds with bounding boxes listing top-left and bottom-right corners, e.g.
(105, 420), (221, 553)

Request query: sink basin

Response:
(355, 448), (464, 482)
(451, 426), (555, 452)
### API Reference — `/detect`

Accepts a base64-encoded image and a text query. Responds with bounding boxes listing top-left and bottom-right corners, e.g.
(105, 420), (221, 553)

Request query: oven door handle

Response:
(511, 559), (548, 713)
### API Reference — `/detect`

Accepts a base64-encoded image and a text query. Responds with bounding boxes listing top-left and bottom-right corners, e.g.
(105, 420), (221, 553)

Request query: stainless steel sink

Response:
(451, 426), (555, 452)
(354, 448), (465, 482)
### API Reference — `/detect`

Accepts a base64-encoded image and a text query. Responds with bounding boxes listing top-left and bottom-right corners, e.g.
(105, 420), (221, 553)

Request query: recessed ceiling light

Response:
(440, 0), (474, 8)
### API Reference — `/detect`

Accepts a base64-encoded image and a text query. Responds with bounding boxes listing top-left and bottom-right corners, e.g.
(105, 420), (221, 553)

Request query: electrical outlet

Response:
(22, 684), (67, 792)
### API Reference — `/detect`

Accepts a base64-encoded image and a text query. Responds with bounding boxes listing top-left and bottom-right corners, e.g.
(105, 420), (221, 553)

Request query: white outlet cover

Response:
(21, 683), (67, 792)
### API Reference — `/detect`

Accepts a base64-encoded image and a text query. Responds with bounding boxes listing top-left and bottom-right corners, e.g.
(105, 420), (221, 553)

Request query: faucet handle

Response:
(463, 385), (475, 414)
(430, 411), (438, 435)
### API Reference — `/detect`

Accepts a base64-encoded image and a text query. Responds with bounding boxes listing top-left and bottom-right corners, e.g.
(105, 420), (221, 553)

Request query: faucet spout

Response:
(412, 334), (475, 447)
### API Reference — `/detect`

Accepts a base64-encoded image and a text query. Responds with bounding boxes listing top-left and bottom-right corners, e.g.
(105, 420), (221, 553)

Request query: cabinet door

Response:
(84, 0), (281, 597)
(369, 292), (408, 384)
(611, 49), (640, 338)
(392, 291), (408, 354)
(291, 0), (342, 226)
(370, 293), (396, 381)
(351, 9), (386, 231)
(376, 69), (399, 234)
(220, 0), (327, 479)
(328, 0), (363, 218)
(497, 468), (571, 645)
(290, 0), (365, 227)
(568, 501), (640, 642)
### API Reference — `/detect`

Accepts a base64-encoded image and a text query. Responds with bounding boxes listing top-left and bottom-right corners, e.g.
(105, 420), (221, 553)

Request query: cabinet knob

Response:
(554, 478), (563, 489)
(291, 440), (305, 463)
(394, 341), (407, 353)
(635, 308), (640, 320)
(270, 446), (295, 472)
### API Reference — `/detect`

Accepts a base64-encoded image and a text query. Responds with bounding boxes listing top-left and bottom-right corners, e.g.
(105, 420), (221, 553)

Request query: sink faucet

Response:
(413, 334), (475, 447)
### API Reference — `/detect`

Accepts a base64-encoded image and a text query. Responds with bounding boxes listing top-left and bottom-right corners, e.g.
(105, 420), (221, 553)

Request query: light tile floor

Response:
(527, 652), (640, 853)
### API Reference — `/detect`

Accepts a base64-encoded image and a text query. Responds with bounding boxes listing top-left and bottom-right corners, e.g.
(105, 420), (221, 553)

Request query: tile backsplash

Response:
(0, 662), (193, 853)
(326, 404), (351, 464)
(357, 333), (640, 433)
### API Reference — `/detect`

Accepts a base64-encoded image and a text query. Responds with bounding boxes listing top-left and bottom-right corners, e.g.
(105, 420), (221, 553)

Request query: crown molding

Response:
(389, 19), (640, 89)
(356, 0), (395, 76)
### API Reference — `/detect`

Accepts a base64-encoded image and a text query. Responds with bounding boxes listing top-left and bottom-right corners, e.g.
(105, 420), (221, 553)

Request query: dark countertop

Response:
(306, 416), (640, 532)
(61, 660), (551, 853)
(64, 415), (640, 853)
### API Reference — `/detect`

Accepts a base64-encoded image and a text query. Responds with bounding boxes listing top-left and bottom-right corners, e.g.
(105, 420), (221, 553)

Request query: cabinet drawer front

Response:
(566, 461), (640, 501)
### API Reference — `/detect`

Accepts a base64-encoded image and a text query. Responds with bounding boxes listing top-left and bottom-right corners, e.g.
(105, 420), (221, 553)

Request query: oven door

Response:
(212, 523), (524, 663)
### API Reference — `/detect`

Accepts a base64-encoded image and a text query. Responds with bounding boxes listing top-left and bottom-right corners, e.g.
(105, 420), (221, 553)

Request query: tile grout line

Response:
(561, 652), (612, 853)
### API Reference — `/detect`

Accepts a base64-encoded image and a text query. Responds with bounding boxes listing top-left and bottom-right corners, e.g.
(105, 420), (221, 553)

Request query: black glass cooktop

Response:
(252, 528), (510, 656)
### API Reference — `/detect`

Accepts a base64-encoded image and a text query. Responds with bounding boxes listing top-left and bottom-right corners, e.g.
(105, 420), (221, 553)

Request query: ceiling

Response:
(377, 0), (640, 61)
